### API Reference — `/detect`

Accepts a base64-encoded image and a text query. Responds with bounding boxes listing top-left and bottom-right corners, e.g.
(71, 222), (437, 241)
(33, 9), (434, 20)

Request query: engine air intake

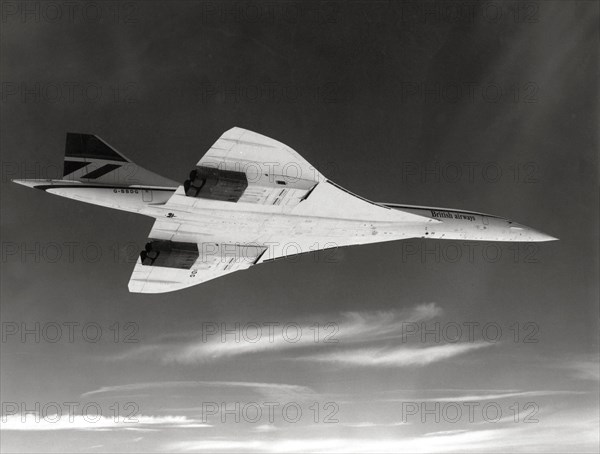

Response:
(184, 166), (248, 202)
(140, 240), (199, 269)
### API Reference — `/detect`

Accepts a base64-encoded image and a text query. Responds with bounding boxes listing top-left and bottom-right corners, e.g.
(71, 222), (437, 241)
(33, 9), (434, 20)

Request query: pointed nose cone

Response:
(529, 230), (559, 242)
(509, 224), (558, 242)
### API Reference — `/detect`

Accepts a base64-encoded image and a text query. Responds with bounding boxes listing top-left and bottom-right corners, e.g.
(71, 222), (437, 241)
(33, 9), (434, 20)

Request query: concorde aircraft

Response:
(13, 128), (557, 293)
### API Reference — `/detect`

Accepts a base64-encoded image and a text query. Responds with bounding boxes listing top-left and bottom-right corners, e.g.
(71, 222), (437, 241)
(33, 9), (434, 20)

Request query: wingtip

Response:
(12, 179), (42, 189)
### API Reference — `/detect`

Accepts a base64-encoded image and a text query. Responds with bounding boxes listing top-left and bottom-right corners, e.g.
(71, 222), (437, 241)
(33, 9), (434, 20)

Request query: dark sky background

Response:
(1, 1), (598, 452)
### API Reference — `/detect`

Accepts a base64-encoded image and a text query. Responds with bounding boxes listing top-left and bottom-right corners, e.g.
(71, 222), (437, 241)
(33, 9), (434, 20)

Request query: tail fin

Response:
(62, 133), (177, 187)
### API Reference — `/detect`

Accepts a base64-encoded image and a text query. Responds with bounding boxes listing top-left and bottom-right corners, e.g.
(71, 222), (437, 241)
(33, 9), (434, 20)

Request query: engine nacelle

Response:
(140, 240), (199, 269)
(184, 166), (248, 202)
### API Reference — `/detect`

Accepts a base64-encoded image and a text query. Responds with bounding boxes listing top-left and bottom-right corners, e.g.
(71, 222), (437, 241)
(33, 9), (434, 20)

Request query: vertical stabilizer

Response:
(61, 133), (177, 187)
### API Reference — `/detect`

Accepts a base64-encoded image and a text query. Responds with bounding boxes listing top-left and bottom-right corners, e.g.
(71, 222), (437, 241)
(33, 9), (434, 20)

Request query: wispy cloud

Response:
(111, 304), (442, 365)
(82, 381), (316, 401)
(1, 414), (210, 431)
(560, 354), (600, 381)
(297, 342), (492, 367)
(165, 414), (600, 452)
(105, 304), (491, 369)
(342, 421), (407, 428)
(253, 424), (278, 433)
(403, 389), (588, 402)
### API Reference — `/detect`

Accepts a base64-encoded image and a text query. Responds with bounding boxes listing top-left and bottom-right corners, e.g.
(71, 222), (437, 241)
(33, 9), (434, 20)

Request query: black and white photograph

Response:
(1, 0), (598, 452)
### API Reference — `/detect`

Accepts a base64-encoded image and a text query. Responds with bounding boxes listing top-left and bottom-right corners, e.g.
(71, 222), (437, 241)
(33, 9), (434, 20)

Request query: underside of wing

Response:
(197, 127), (324, 182)
(182, 127), (323, 211)
(128, 218), (267, 293)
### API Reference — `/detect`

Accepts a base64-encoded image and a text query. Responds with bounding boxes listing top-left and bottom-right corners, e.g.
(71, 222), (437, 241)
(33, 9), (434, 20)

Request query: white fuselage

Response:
(14, 179), (555, 255)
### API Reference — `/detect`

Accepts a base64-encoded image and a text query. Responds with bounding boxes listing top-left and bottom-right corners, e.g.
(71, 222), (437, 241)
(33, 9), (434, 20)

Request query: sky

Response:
(1, 0), (598, 452)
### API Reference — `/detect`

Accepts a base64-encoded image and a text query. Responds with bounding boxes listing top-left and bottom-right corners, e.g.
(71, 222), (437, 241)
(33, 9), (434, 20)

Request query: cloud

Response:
(0, 414), (210, 431)
(424, 430), (469, 437)
(170, 440), (264, 452)
(407, 390), (588, 402)
(105, 304), (491, 369)
(334, 303), (443, 342)
(297, 342), (492, 367)
(166, 415), (600, 452)
(342, 421), (407, 428)
(561, 354), (600, 381)
(82, 381), (316, 401)
(253, 424), (278, 433)
(161, 431), (526, 453)
(111, 304), (443, 365)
